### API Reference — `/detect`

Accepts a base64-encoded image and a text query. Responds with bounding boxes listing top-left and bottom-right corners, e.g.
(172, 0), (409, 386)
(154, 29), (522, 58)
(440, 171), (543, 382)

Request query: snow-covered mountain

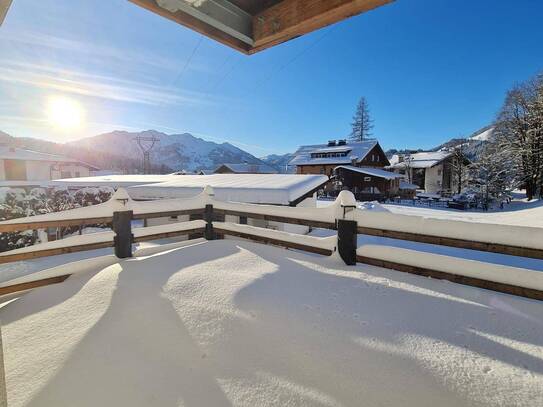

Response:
(69, 130), (264, 172)
(259, 153), (295, 173)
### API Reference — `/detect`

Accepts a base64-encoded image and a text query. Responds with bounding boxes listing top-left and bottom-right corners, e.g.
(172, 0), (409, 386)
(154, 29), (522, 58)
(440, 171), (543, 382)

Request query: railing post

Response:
(337, 219), (357, 265)
(335, 190), (358, 265)
(113, 210), (133, 258)
(204, 204), (214, 240)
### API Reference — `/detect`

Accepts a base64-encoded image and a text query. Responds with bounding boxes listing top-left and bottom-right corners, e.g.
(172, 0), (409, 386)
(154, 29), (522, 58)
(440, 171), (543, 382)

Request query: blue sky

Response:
(0, 0), (542, 156)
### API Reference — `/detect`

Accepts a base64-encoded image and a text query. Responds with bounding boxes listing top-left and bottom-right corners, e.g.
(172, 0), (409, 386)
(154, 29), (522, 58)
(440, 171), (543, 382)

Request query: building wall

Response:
(424, 164), (445, 193)
(50, 164), (92, 180)
(0, 160), (92, 181)
(297, 164), (336, 176)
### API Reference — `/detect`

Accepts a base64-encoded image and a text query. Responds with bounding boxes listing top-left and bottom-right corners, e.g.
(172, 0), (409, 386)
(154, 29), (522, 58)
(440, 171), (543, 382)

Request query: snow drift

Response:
(1, 240), (542, 407)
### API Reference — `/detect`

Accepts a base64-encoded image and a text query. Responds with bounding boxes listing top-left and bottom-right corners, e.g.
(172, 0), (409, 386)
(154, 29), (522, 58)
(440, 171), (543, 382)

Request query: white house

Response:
(0, 145), (99, 183)
(388, 151), (457, 194)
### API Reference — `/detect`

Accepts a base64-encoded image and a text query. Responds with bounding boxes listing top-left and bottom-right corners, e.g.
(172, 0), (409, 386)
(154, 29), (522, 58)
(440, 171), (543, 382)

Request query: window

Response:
(75, 171), (80, 177)
(61, 171), (71, 178)
(437, 169), (442, 176)
(364, 176), (372, 181)
(320, 168), (325, 174)
(169, 215), (178, 220)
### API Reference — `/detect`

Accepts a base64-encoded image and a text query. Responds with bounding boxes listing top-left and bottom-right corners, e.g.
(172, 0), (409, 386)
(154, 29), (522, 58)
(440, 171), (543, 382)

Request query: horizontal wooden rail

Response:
(358, 226), (543, 260)
(134, 228), (205, 243)
(133, 208), (204, 220)
(0, 241), (114, 264)
(357, 255), (543, 301)
(214, 209), (336, 230)
(214, 226), (333, 256)
(0, 274), (72, 296)
(0, 217), (113, 233)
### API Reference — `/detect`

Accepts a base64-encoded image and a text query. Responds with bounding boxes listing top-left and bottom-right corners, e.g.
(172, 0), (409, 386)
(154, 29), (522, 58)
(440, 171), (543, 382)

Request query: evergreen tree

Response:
(350, 97), (374, 141)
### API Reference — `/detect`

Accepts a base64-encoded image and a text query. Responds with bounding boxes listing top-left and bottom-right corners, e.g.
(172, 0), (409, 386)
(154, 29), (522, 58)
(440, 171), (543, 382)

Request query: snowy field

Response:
(318, 194), (543, 228)
(1, 239), (542, 407)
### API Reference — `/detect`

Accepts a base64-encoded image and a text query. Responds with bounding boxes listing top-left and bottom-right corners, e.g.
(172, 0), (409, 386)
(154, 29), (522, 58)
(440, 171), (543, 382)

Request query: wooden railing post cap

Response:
(112, 188), (132, 207)
(203, 185), (215, 197)
(336, 190), (356, 207)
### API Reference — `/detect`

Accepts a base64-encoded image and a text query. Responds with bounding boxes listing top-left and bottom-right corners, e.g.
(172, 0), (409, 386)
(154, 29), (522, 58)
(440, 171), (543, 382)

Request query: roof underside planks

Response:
(128, 0), (394, 54)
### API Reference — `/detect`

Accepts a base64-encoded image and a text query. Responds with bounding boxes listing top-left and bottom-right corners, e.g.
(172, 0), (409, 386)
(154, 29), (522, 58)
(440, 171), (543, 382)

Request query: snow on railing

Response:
(1, 186), (543, 300)
(357, 245), (543, 299)
(355, 210), (543, 253)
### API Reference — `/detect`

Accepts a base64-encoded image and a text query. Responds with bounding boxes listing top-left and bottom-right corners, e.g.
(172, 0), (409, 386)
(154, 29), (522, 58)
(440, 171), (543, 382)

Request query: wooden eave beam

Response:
(251, 0), (394, 53)
(128, 0), (393, 54)
(128, 0), (252, 54)
(0, 0), (13, 26)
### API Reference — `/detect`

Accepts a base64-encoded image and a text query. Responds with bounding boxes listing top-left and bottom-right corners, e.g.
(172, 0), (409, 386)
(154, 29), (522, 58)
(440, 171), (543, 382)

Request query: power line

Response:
(251, 25), (338, 93)
(207, 55), (242, 94)
(172, 35), (204, 86)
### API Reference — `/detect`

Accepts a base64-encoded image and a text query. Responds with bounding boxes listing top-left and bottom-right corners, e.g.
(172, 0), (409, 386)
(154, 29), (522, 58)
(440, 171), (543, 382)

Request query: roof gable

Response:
(289, 140), (381, 166)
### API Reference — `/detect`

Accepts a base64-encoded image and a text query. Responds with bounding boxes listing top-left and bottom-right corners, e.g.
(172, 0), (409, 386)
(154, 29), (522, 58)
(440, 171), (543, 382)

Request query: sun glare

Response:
(46, 96), (85, 130)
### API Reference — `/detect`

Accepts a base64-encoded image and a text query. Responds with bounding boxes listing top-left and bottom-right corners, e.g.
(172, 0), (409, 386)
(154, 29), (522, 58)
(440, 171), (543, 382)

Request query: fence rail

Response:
(0, 188), (542, 301)
(358, 226), (543, 260)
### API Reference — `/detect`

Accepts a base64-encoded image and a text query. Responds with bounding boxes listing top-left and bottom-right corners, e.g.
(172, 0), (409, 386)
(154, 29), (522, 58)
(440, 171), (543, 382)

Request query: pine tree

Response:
(350, 97), (374, 141)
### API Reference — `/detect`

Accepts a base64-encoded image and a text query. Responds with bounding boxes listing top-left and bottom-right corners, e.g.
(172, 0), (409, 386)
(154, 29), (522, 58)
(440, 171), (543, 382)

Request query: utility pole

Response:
(135, 135), (158, 174)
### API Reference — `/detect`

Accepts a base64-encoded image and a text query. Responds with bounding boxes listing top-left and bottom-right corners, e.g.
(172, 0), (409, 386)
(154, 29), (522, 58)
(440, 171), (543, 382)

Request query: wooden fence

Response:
(0, 189), (542, 301)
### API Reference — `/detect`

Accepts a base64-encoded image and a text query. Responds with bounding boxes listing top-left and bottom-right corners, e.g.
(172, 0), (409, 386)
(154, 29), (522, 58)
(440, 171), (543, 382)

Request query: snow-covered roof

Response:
(0, 146), (99, 169)
(389, 151), (452, 169)
(289, 140), (379, 166)
(53, 174), (328, 205)
(215, 163), (278, 174)
(335, 165), (402, 180)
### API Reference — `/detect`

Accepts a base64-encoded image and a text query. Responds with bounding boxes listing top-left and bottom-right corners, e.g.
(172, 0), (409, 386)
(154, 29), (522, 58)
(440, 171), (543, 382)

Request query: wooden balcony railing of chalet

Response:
(1, 187), (543, 301)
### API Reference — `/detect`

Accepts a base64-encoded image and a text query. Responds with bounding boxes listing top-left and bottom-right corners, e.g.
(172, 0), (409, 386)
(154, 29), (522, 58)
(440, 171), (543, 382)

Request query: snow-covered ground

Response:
(383, 199), (543, 228)
(318, 194), (543, 227)
(1, 239), (542, 407)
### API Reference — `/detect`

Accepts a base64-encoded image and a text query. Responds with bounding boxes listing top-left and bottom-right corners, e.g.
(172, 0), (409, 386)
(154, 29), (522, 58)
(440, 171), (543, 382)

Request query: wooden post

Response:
(113, 210), (133, 258)
(337, 219), (357, 265)
(0, 324), (7, 407)
(204, 204), (214, 240)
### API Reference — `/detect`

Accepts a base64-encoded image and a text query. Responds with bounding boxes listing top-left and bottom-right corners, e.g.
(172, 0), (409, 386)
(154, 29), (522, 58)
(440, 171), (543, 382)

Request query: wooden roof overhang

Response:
(0, 0), (12, 25)
(128, 0), (394, 54)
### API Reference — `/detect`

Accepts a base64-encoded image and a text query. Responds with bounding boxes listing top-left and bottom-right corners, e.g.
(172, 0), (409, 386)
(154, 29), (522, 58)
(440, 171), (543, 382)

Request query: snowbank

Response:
(2, 240), (542, 407)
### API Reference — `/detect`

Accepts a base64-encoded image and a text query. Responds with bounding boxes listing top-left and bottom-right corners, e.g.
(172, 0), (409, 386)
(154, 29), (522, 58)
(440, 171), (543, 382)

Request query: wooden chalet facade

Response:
(289, 139), (402, 201)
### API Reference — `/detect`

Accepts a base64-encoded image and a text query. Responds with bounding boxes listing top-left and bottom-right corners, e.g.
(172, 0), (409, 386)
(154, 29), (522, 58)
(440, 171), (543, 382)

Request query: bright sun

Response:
(46, 96), (85, 130)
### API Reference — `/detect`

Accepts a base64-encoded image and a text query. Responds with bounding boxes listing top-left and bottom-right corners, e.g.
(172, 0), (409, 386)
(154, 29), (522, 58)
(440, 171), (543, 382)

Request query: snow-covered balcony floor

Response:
(2, 239), (542, 407)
